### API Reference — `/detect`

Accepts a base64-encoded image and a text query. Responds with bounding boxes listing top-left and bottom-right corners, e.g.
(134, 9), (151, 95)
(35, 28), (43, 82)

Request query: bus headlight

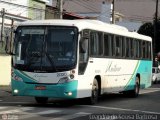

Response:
(12, 73), (23, 82)
(14, 75), (23, 81)
(58, 77), (73, 84)
(69, 74), (74, 79)
(64, 91), (73, 96)
(13, 89), (19, 94)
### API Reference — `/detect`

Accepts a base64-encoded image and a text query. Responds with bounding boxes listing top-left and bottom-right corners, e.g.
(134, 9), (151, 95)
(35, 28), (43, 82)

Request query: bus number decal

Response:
(57, 73), (67, 77)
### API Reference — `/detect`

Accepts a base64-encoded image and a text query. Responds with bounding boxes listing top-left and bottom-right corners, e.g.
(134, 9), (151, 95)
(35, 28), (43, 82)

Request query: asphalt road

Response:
(0, 84), (160, 120)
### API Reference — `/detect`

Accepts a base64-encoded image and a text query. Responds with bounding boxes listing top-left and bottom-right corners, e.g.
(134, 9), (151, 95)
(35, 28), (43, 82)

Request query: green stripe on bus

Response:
(124, 60), (140, 89)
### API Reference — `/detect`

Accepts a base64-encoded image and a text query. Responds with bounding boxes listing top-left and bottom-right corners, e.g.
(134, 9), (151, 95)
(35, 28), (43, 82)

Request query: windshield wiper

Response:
(45, 52), (59, 72)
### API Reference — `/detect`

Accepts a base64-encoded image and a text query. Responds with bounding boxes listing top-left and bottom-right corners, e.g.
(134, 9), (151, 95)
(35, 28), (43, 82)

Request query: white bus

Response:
(11, 20), (152, 104)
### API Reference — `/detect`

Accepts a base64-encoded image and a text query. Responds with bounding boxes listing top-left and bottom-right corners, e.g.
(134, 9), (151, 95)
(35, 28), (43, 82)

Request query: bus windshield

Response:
(13, 26), (78, 72)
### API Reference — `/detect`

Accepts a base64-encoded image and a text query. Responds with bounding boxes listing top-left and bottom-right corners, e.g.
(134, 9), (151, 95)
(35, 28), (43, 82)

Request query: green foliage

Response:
(138, 20), (160, 54)
(137, 22), (154, 38)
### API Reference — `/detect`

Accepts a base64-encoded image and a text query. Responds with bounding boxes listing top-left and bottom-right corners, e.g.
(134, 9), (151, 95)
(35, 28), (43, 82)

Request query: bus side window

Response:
(90, 31), (103, 57)
(98, 33), (103, 56)
(115, 36), (121, 57)
(140, 41), (143, 59)
(148, 42), (152, 60)
(135, 40), (139, 59)
(122, 37), (126, 58)
(90, 32), (98, 56)
(126, 38), (130, 58)
(104, 34), (110, 56)
(145, 41), (148, 59)
(142, 41), (146, 59)
(110, 34), (115, 57)
(138, 40), (142, 59)
(130, 38), (135, 58)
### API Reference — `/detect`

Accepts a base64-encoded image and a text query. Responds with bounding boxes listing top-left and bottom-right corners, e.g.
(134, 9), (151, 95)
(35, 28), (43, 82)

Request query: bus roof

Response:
(18, 19), (152, 42)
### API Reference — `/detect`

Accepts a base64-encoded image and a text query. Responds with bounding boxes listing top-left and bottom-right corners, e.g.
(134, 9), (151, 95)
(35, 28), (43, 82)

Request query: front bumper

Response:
(11, 80), (78, 99)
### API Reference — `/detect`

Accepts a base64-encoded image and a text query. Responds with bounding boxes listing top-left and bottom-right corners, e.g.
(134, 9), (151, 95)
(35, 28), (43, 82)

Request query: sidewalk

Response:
(0, 86), (11, 97)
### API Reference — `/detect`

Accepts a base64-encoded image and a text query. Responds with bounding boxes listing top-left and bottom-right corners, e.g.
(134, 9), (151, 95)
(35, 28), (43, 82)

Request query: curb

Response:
(0, 86), (11, 93)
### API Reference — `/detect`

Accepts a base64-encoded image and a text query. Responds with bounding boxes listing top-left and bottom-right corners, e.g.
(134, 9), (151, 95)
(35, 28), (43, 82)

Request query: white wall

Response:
(1, 0), (28, 17)
(0, 55), (11, 86)
(0, 0), (28, 25)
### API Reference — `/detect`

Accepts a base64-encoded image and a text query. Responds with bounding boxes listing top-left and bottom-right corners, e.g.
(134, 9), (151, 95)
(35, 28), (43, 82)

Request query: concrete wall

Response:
(0, 55), (11, 86)
(28, 0), (46, 20)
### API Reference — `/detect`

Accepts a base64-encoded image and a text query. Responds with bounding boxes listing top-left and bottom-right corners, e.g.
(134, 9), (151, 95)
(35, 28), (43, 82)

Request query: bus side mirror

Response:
(80, 38), (88, 53)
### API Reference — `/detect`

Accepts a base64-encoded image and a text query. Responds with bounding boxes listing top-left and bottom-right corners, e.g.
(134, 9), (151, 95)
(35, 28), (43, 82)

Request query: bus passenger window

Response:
(90, 32), (98, 56)
(110, 35), (115, 56)
(130, 39), (134, 58)
(90, 31), (103, 56)
(126, 38), (130, 58)
(135, 40), (138, 59)
(137, 41), (141, 58)
(142, 41), (146, 59)
(115, 36), (121, 57)
(104, 34), (110, 56)
(122, 37), (126, 57)
(148, 42), (151, 59)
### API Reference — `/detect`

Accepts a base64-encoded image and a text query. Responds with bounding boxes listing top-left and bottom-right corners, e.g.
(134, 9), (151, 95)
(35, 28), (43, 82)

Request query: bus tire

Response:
(35, 97), (48, 104)
(153, 78), (157, 84)
(89, 78), (99, 104)
(128, 76), (140, 98)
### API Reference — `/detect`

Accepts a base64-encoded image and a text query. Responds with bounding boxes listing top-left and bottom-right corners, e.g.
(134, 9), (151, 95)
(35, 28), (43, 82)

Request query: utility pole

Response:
(1, 8), (5, 47)
(111, 0), (115, 24)
(57, 0), (63, 19)
(153, 0), (159, 66)
(10, 19), (14, 53)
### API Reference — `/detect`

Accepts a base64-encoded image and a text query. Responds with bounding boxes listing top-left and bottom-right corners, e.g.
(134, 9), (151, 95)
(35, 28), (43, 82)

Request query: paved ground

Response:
(0, 86), (11, 97)
(0, 84), (160, 120)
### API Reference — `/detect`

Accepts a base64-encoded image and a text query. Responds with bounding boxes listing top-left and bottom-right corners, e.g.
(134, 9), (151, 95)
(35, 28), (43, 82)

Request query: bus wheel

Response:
(130, 76), (140, 97)
(35, 97), (48, 104)
(153, 78), (157, 84)
(90, 78), (99, 104)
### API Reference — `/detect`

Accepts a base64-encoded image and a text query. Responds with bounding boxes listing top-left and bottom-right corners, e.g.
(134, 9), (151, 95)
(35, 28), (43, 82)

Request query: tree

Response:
(138, 20), (160, 54)
(138, 20), (160, 67)
(137, 22), (154, 38)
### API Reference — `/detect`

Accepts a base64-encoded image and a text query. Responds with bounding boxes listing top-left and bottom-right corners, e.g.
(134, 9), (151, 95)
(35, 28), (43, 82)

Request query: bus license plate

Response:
(35, 86), (46, 90)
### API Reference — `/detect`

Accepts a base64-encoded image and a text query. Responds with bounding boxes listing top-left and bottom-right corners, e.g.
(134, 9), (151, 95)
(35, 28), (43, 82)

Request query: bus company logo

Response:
(33, 74), (47, 78)
(105, 61), (121, 73)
